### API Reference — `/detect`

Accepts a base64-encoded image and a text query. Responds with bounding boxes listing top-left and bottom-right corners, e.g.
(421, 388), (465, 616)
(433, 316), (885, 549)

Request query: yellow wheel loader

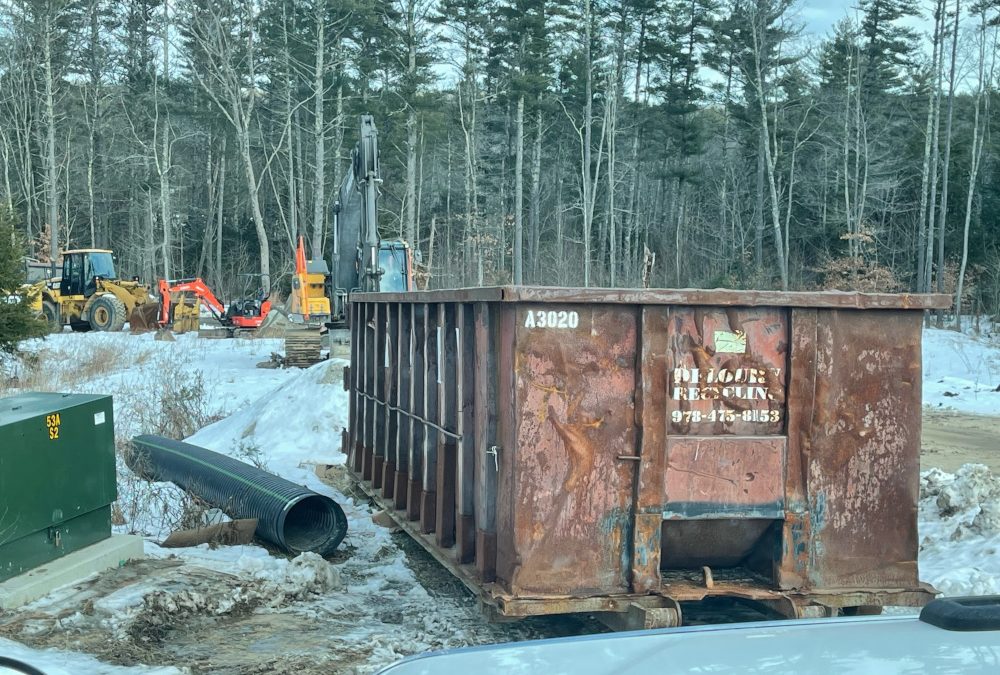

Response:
(25, 249), (155, 333)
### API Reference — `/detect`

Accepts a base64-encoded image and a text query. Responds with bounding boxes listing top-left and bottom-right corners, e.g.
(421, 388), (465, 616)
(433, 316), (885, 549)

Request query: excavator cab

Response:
(227, 288), (269, 320)
(377, 243), (413, 293)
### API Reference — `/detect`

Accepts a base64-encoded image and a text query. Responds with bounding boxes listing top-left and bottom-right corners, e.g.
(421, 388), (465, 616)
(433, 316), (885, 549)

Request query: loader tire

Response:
(41, 301), (61, 333)
(88, 294), (127, 332)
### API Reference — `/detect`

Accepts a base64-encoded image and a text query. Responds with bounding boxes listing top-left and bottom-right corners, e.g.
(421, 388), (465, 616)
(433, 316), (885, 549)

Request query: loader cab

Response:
(60, 250), (117, 298)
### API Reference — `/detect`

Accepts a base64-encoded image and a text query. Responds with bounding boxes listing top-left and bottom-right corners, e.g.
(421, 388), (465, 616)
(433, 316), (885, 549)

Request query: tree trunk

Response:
(582, 0), (594, 286)
(556, 138), (565, 285)
(936, 0), (960, 326)
(917, 0), (945, 292)
(216, 143), (226, 291)
(752, 21), (788, 290)
(924, 1), (947, 293)
(43, 15), (60, 270)
(312, 10), (325, 257)
(607, 72), (618, 287)
(282, 4), (298, 247)
(754, 130), (765, 275)
(197, 144), (215, 278)
(529, 109), (542, 284)
(405, 0), (418, 247)
(954, 12), (993, 329)
(513, 95), (524, 284)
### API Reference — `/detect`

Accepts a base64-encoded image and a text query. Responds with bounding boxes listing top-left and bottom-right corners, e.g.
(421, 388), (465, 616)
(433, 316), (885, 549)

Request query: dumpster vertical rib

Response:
(421, 303), (440, 533)
(347, 300), (359, 472)
(436, 303), (458, 548)
(779, 308), (817, 588)
(633, 305), (669, 593)
(373, 303), (387, 490)
(495, 304), (517, 587)
(457, 303), (477, 563)
(394, 302), (411, 509)
(407, 303), (425, 521)
(474, 301), (498, 581)
(362, 302), (375, 482)
(383, 303), (399, 499)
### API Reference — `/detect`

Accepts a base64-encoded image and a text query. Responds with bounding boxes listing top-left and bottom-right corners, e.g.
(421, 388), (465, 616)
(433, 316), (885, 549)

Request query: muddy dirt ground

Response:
(922, 408), (1000, 473)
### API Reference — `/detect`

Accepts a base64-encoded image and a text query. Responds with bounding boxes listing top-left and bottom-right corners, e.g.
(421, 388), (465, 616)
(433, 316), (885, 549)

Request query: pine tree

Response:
(859, 0), (920, 98)
(0, 208), (46, 353)
(493, 0), (549, 283)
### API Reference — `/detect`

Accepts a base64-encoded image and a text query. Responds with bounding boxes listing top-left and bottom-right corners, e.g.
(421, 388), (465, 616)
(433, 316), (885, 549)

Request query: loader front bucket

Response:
(129, 302), (161, 333)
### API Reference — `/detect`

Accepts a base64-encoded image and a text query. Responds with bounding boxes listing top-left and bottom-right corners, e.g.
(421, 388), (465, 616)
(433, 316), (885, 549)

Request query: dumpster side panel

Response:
(665, 307), (788, 436)
(499, 304), (638, 596)
(661, 436), (786, 520)
(805, 310), (922, 589)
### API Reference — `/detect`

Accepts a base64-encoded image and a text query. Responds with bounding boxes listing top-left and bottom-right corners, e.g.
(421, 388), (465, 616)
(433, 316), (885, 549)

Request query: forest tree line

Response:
(1, 0), (998, 318)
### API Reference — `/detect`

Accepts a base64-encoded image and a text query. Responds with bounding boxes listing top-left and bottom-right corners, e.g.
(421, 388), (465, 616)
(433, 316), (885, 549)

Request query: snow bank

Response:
(919, 464), (1000, 597)
(185, 356), (349, 472)
(923, 328), (1000, 414)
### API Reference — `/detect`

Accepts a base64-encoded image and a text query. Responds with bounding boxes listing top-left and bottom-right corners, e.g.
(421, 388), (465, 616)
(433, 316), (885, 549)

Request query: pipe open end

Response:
(283, 494), (348, 556)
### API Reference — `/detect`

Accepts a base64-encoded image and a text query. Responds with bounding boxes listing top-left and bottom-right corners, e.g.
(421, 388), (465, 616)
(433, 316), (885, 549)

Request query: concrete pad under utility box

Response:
(0, 534), (144, 610)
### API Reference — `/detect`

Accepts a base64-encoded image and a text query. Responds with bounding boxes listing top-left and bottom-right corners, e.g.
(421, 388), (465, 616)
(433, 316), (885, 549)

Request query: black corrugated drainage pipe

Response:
(130, 434), (348, 556)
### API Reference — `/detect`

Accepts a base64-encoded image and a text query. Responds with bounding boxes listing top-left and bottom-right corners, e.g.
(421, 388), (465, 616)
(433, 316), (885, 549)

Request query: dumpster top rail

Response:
(351, 286), (953, 310)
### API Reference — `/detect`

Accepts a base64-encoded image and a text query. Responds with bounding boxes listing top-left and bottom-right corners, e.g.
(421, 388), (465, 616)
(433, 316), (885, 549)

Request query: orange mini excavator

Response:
(157, 278), (271, 336)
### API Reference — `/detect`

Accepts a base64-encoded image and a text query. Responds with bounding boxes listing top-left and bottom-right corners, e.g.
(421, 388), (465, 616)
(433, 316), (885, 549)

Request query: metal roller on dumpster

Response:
(0, 393), (117, 583)
(342, 286), (951, 628)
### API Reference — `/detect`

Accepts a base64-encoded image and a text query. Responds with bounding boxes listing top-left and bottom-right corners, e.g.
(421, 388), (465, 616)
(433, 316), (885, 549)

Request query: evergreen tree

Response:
(859, 0), (920, 98)
(0, 208), (46, 353)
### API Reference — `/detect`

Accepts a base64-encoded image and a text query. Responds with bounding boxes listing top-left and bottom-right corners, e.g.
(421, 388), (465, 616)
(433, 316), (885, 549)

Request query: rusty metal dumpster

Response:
(342, 287), (951, 627)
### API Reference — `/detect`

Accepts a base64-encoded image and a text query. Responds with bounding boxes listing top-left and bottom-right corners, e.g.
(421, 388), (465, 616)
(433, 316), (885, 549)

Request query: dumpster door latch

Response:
(487, 445), (500, 472)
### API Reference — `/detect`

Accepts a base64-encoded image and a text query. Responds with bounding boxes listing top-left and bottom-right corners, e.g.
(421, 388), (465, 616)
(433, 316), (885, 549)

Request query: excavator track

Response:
(284, 331), (324, 368)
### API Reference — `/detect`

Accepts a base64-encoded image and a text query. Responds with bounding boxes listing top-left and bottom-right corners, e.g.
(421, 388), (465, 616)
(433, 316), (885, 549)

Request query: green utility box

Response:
(0, 393), (116, 583)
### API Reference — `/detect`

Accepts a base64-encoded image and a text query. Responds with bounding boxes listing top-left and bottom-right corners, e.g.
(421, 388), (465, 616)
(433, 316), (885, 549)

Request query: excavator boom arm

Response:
(157, 278), (227, 327)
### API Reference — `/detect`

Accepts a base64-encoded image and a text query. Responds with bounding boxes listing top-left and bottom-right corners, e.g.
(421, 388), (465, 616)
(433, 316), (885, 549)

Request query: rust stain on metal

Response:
(502, 304), (636, 596)
(661, 437), (785, 519)
(803, 310), (922, 590)
(665, 307), (788, 436)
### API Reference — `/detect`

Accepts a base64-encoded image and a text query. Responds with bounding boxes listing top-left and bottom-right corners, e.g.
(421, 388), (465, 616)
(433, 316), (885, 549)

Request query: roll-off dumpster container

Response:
(342, 287), (951, 627)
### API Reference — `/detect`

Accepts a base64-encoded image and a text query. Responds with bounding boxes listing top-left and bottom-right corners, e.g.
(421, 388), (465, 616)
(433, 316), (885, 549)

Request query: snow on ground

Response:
(923, 327), (1000, 414)
(3, 326), (1000, 671)
(919, 464), (1000, 597)
(0, 638), (182, 675)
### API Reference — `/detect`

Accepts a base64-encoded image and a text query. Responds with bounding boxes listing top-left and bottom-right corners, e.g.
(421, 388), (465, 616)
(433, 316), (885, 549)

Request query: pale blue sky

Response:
(797, 0), (934, 40)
